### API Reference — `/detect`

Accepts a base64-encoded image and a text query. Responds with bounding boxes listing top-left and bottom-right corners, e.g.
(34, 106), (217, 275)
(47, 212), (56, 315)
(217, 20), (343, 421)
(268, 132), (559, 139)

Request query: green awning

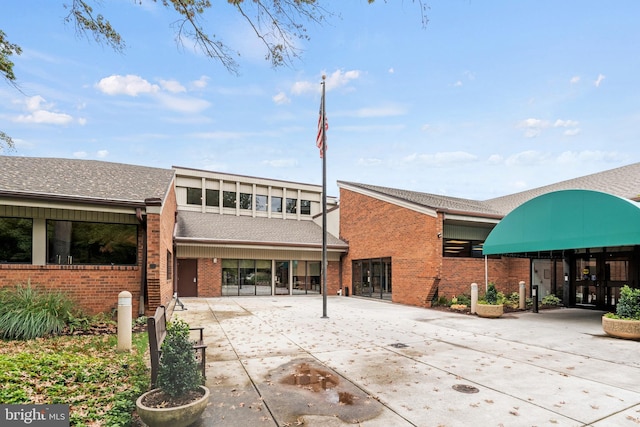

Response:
(483, 190), (640, 255)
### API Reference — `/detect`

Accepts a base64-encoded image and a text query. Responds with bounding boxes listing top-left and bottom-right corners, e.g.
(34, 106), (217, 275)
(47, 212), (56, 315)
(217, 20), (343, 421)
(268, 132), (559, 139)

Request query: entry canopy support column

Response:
(483, 190), (640, 256)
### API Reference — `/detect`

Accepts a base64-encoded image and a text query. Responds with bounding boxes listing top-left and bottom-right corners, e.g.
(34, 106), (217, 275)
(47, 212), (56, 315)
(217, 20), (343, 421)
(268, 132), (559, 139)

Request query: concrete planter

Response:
(136, 386), (209, 427)
(476, 304), (503, 318)
(602, 316), (640, 340)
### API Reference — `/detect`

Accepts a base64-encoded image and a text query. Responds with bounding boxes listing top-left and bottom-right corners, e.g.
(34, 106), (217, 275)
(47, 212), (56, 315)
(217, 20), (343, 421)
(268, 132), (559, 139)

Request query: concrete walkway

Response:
(171, 296), (640, 427)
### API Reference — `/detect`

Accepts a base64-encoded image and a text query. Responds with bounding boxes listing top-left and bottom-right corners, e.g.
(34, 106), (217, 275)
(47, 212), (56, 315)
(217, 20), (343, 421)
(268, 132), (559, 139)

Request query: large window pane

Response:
(223, 191), (236, 208)
(272, 197), (282, 213)
(256, 195), (268, 211)
(222, 259), (239, 296)
(300, 200), (311, 215)
(240, 193), (252, 210)
(47, 220), (137, 265)
(186, 188), (201, 205)
(205, 189), (219, 207)
(286, 198), (297, 214)
(0, 218), (33, 263)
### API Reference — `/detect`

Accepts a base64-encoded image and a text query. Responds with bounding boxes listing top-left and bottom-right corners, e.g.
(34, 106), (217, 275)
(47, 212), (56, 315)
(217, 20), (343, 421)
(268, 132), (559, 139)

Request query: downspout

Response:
(136, 208), (147, 316)
(173, 211), (179, 299)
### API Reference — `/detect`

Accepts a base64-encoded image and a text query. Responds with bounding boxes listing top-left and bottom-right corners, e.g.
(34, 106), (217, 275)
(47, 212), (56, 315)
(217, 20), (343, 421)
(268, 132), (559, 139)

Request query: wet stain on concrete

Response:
(260, 358), (384, 424)
(212, 310), (252, 321)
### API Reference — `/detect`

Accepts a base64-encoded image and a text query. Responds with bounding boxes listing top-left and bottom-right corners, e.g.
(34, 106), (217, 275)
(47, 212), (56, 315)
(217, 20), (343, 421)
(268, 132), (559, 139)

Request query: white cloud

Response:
(594, 73), (606, 87)
(453, 80), (463, 87)
(291, 69), (361, 95)
(11, 95), (78, 125)
(563, 128), (581, 136)
(191, 76), (210, 89)
(159, 79), (186, 93)
(14, 110), (74, 125)
(388, 68), (395, 74)
(78, 117), (87, 126)
(403, 151), (477, 165)
(262, 158), (298, 168)
(554, 119), (579, 128)
(504, 150), (550, 166)
(97, 150), (109, 158)
(488, 154), (503, 164)
(350, 105), (406, 118)
(156, 93), (210, 113)
(325, 69), (361, 91)
(570, 75), (580, 84)
(557, 150), (624, 164)
(421, 124), (431, 131)
(517, 118), (550, 138)
(97, 74), (160, 96)
(73, 151), (88, 158)
(272, 92), (291, 105)
(357, 158), (383, 166)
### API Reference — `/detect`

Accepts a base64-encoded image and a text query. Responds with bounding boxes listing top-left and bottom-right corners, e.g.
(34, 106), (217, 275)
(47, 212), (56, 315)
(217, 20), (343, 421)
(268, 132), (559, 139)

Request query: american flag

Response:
(316, 101), (328, 158)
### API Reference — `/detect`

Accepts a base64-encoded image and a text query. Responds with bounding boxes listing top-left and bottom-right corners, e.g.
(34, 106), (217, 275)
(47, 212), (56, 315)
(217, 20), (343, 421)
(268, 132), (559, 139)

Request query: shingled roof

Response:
(0, 156), (175, 206)
(339, 162), (640, 218)
(175, 211), (348, 249)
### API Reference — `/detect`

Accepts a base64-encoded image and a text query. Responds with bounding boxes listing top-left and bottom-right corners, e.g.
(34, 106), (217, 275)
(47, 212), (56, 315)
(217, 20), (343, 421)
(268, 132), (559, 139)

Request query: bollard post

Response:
(519, 281), (526, 310)
(532, 285), (539, 313)
(471, 283), (478, 314)
(117, 290), (132, 352)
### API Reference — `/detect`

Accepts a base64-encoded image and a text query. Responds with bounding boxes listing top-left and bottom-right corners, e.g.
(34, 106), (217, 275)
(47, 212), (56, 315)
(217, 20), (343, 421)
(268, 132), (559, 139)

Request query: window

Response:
(205, 189), (219, 207)
(186, 187), (202, 205)
(239, 193), (252, 210)
(256, 195), (268, 211)
(223, 191), (236, 208)
(47, 220), (137, 265)
(166, 250), (172, 280)
(443, 239), (485, 258)
(0, 217), (32, 263)
(286, 198), (297, 214)
(271, 196), (282, 213)
(300, 200), (311, 215)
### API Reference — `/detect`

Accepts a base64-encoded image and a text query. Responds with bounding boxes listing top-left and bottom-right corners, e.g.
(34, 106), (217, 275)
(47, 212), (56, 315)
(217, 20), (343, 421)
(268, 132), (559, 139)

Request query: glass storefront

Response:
(352, 257), (392, 300)
(222, 258), (322, 296)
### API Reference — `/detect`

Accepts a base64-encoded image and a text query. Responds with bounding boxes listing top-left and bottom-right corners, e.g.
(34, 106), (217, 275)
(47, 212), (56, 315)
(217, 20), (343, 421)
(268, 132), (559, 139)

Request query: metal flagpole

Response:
(321, 75), (328, 319)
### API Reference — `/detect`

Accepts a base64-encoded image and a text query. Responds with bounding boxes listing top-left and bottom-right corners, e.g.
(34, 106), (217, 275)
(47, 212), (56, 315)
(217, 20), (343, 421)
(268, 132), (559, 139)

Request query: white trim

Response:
(338, 182), (438, 218)
(444, 213), (500, 224)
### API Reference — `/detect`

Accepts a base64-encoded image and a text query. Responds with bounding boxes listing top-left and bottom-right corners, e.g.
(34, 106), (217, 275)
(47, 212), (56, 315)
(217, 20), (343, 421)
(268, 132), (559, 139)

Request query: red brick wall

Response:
(0, 264), (141, 315)
(339, 189), (441, 307)
(197, 258), (220, 297)
(440, 257), (530, 299)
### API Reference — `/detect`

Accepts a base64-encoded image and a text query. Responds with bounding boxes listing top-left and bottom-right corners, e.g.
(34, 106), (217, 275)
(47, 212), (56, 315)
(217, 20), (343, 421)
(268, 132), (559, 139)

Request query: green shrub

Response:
(480, 283), (504, 305)
(0, 282), (84, 340)
(455, 294), (471, 306)
(615, 285), (640, 320)
(504, 292), (520, 309)
(157, 319), (202, 398)
(541, 294), (561, 306)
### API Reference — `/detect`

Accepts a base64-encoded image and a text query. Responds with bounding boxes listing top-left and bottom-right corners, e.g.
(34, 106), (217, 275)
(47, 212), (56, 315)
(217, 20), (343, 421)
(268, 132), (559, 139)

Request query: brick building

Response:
(3, 155), (640, 315)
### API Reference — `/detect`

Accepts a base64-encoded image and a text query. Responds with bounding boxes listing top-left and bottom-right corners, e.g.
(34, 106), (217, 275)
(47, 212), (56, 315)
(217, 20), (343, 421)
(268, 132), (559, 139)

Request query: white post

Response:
(471, 283), (478, 314)
(519, 281), (526, 310)
(117, 291), (132, 352)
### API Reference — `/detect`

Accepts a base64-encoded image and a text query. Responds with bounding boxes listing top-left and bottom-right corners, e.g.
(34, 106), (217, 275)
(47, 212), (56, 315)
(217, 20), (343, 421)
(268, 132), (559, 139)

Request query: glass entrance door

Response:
(275, 261), (290, 295)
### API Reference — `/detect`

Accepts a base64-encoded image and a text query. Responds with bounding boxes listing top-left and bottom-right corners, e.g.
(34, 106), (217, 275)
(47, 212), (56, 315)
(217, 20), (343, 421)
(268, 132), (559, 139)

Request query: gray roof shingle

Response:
(0, 156), (175, 205)
(340, 162), (640, 218)
(176, 211), (348, 248)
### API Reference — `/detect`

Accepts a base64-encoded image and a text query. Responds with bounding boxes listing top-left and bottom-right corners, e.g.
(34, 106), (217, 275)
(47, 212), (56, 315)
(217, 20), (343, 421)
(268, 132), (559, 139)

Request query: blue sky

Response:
(2, 1), (639, 200)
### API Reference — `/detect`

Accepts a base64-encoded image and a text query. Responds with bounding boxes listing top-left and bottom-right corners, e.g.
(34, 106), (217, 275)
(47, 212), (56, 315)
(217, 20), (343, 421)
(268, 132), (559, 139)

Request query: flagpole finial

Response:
(321, 74), (326, 81)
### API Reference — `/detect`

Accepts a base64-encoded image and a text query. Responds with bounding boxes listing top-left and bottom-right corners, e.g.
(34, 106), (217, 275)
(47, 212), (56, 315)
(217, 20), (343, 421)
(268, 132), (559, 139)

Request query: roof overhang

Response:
(483, 189), (640, 255)
(338, 182), (438, 218)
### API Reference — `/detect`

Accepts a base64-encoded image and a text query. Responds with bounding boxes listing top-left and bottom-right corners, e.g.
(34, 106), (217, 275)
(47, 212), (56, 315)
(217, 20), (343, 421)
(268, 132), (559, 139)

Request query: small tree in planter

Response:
(603, 285), (640, 340)
(136, 319), (209, 427)
(477, 283), (505, 318)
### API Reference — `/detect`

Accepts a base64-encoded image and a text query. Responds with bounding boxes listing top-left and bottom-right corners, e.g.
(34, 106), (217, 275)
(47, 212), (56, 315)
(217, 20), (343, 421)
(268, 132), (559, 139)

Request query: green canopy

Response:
(483, 190), (640, 255)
